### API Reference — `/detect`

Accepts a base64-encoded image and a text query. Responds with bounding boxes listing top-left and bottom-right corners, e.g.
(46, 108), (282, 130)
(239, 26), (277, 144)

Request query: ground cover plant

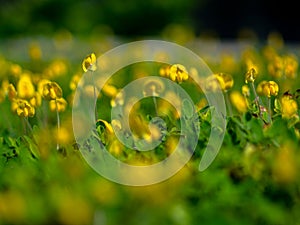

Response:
(0, 31), (300, 225)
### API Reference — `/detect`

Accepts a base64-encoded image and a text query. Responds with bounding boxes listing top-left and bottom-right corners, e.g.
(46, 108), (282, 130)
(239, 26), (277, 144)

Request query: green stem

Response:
(225, 91), (233, 117)
(24, 117), (33, 134)
(268, 97), (272, 124)
(21, 117), (26, 135)
(91, 71), (98, 121)
(250, 82), (262, 117)
(55, 99), (60, 150)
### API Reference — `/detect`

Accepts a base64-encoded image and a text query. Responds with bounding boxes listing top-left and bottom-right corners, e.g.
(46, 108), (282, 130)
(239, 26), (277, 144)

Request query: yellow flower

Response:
(245, 67), (257, 83)
(242, 85), (250, 97)
(267, 55), (284, 78)
(283, 54), (298, 79)
(42, 82), (63, 100)
(12, 98), (35, 117)
(129, 113), (151, 140)
(37, 79), (51, 95)
(159, 65), (170, 77)
(49, 97), (67, 112)
(55, 126), (71, 145)
(108, 139), (124, 157)
(168, 64), (189, 83)
(82, 53), (97, 72)
(9, 63), (22, 77)
(110, 90), (124, 107)
(204, 75), (221, 92)
(29, 42), (42, 61)
(69, 73), (81, 91)
(44, 60), (67, 78)
(97, 119), (115, 144)
(215, 73), (234, 92)
(17, 73), (35, 99)
(97, 119), (114, 134)
(102, 84), (118, 98)
(7, 84), (18, 101)
(257, 81), (279, 98)
(29, 92), (42, 107)
(230, 91), (248, 113)
(281, 95), (298, 119)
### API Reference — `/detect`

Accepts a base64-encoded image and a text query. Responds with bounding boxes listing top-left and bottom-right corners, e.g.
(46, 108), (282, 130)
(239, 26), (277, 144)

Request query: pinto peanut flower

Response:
(42, 82), (63, 100)
(7, 84), (18, 101)
(82, 53), (98, 120)
(215, 73), (234, 92)
(17, 73), (35, 99)
(230, 91), (248, 113)
(168, 64), (189, 83)
(281, 95), (298, 119)
(42, 81), (65, 150)
(257, 81), (279, 98)
(11, 98), (35, 118)
(82, 53), (97, 72)
(49, 98), (68, 113)
(245, 67), (257, 83)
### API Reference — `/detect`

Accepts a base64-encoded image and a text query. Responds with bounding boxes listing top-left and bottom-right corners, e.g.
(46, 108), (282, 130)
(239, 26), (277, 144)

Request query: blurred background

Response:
(0, 0), (299, 42)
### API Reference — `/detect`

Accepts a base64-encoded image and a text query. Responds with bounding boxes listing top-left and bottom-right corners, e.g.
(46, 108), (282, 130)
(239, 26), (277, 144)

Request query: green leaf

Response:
(23, 135), (40, 159)
(274, 98), (281, 114)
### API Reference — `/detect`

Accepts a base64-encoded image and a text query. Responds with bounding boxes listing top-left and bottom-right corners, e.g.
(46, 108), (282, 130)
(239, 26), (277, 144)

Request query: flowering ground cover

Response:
(0, 32), (300, 225)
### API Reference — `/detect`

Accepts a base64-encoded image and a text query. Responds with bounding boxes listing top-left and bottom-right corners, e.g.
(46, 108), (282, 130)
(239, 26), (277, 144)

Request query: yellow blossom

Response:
(49, 97), (67, 112)
(215, 73), (234, 92)
(230, 91), (248, 113)
(17, 73), (35, 99)
(242, 85), (250, 97)
(69, 73), (81, 91)
(283, 54), (298, 79)
(29, 42), (42, 60)
(9, 63), (22, 77)
(204, 75), (222, 92)
(245, 67), (257, 83)
(44, 60), (67, 78)
(102, 84), (118, 98)
(12, 98), (35, 117)
(55, 126), (71, 145)
(7, 84), (17, 101)
(129, 113), (151, 140)
(168, 64), (189, 83)
(281, 95), (298, 119)
(108, 139), (124, 156)
(37, 79), (51, 95)
(42, 82), (63, 100)
(29, 92), (42, 107)
(267, 55), (284, 78)
(82, 53), (97, 72)
(110, 90), (124, 107)
(97, 119), (114, 134)
(257, 80), (279, 98)
(159, 65), (170, 77)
